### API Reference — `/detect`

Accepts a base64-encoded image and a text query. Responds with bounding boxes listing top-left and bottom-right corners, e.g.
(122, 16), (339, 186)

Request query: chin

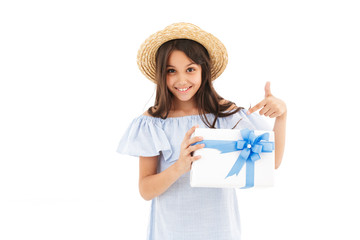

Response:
(179, 95), (196, 102)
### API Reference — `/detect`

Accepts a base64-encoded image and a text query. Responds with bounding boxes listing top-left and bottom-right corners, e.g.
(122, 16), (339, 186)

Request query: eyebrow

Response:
(166, 63), (196, 68)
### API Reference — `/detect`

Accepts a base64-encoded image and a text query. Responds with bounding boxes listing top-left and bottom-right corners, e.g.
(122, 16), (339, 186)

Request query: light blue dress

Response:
(117, 109), (271, 240)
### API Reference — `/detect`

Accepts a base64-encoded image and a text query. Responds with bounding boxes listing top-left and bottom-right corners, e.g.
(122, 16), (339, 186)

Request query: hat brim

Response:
(137, 22), (228, 84)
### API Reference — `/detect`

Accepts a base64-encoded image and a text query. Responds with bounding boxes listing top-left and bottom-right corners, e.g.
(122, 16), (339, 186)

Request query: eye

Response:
(167, 69), (175, 73)
(187, 68), (195, 72)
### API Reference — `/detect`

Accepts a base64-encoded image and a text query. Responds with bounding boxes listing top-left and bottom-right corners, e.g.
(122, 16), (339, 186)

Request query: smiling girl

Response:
(117, 22), (287, 240)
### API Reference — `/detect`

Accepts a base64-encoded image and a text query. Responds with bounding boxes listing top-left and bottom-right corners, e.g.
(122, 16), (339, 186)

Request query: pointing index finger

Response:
(247, 99), (266, 115)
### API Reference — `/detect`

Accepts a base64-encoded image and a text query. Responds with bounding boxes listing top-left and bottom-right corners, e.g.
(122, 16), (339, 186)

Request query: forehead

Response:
(167, 50), (195, 66)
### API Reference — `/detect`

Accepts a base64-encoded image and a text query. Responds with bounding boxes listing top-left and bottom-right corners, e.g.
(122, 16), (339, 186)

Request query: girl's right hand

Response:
(175, 125), (205, 175)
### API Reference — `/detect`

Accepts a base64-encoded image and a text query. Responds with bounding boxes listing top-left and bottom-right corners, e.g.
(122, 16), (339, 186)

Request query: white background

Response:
(1, 0), (359, 239)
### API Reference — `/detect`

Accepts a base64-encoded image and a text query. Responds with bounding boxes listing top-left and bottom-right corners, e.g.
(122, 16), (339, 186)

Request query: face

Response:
(166, 50), (202, 105)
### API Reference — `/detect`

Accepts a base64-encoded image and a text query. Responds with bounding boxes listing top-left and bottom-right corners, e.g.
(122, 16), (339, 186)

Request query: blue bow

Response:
(194, 128), (274, 188)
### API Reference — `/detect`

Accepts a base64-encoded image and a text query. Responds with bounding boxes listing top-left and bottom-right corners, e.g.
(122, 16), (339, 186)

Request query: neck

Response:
(171, 97), (198, 115)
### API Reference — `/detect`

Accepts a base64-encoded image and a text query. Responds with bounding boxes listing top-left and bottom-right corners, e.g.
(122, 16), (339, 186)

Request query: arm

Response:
(273, 112), (286, 169)
(138, 125), (204, 201)
(139, 156), (183, 201)
(247, 82), (287, 169)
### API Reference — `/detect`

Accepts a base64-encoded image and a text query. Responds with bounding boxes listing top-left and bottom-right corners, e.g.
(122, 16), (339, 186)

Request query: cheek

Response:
(166, 75), (171, 84)
(166, 76), (175, 90)
(192, 72), (202, 85)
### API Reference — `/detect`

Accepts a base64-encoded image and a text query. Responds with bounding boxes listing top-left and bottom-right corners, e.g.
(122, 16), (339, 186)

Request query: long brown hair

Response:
(147, 39), (243, 128)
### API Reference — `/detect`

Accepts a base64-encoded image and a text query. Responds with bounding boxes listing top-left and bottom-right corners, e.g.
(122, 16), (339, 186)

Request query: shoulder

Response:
(142, 110), (152, 117)
(142, 107), (156, 117)
(219, 99), (238, 111)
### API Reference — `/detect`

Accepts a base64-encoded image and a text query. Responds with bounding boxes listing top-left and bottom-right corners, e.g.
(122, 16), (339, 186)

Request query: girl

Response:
(117, 22), (287, 240)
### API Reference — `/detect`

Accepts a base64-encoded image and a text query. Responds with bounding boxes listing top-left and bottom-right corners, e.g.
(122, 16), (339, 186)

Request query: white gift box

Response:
(190, 128), (275, 188)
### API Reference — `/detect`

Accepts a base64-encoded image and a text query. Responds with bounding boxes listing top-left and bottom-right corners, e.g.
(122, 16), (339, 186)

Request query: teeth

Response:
(178, 87), (190, 92)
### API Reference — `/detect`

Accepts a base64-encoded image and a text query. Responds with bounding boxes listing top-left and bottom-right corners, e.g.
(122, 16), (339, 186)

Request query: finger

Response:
(247, 99), (266, 115)
(191, 155), (202, 162)
(265, 81), (272, 97)
(264, 109), (274, 117)
(187, 136), (204, 147)
(269, 112), (279, 118)
(187, 143), (205, 155)
(259, 104), (271, 116)
(184, 124), (199, 141)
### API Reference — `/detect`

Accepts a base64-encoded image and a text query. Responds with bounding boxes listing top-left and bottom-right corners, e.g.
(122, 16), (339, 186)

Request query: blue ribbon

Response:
(194, 128), (274, 188)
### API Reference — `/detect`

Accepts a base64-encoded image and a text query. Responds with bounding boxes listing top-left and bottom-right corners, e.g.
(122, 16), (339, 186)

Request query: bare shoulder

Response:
(219, 99), (238, 111)
(142, 110), (152, 116)
(142, 107), (155, 116)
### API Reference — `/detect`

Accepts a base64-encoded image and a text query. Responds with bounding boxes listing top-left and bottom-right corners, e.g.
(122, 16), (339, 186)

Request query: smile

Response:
(176, 86), (192, 92)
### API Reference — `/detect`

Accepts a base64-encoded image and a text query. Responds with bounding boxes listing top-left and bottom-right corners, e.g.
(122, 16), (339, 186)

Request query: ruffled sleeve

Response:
(116, 115), (172, 159)
(227, 109), (273, 131)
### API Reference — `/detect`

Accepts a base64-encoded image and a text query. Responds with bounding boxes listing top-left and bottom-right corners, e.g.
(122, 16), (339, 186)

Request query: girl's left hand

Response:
(247, 82), (287, 118)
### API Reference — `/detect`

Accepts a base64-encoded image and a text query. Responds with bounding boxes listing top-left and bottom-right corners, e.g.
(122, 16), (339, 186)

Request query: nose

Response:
(176, 72), (188, 85)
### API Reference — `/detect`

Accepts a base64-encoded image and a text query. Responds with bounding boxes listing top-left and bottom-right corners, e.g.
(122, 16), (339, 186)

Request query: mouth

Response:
(175, 86), (192, 93)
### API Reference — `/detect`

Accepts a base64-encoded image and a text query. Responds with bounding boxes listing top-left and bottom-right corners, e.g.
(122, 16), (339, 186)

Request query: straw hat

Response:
(137, 22), (228, 84)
